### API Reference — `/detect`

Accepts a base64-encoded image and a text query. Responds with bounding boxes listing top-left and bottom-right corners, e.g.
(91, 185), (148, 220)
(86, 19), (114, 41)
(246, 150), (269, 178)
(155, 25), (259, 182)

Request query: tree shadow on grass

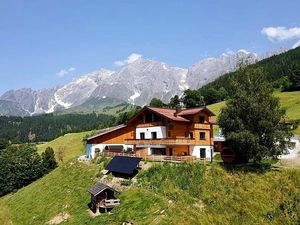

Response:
(218, 162), (281, 174)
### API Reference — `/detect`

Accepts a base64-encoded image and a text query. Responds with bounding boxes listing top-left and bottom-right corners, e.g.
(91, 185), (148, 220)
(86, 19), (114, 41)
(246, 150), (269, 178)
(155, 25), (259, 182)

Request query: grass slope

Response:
(59, 97), (136, 115)
(37, 131), (93, 163)
(0, 161), (300, 225)
(1, 91), (300, 224)
(207, 91), (300, 135)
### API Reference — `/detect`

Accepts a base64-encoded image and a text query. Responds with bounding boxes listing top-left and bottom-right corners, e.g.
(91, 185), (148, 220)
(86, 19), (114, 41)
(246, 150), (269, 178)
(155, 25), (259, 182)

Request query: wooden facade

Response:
(86, 106), (216, 160)
(87, 125), (135, 145)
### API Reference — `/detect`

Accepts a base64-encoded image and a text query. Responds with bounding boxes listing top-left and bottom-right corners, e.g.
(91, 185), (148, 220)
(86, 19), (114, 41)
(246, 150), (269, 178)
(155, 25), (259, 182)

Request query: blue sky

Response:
(1, 0), (300, 95)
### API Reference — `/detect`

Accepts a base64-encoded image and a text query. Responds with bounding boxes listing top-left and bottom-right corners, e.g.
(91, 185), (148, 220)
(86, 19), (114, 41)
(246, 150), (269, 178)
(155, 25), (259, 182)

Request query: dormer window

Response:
(199, 116), (205, 123)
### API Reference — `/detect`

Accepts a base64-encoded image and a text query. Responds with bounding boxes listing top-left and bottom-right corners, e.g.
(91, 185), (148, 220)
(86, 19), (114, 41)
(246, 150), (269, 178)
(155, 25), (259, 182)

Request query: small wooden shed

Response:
(87, 182), (120, 213)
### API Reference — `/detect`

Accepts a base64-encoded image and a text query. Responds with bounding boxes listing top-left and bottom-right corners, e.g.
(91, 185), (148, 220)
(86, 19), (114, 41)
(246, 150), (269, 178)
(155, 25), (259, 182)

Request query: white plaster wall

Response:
(189, 145), (213, 160)
(136, 126), (166, 139)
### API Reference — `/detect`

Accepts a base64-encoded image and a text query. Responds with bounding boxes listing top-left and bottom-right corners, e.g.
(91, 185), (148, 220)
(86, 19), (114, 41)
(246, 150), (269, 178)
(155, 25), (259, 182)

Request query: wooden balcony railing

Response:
(193, 123), (211, 129)
(124, 138), (196, 145)
(101, 151), (199, 162)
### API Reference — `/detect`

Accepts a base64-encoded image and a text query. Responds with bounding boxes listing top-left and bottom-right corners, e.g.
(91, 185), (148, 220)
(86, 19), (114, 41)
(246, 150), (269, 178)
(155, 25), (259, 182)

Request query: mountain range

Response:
(0, 49), (284, 116)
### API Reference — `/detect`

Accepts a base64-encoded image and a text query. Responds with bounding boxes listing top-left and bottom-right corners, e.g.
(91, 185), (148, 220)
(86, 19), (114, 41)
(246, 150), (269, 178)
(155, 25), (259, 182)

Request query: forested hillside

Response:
(0, 114), (113, 147)
(0, 106), (141, 148)
(199, 47), (300, 104)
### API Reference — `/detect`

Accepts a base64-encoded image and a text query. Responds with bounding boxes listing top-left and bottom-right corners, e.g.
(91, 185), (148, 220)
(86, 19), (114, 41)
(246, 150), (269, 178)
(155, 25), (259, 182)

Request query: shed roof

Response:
(87, 182), (118, 196)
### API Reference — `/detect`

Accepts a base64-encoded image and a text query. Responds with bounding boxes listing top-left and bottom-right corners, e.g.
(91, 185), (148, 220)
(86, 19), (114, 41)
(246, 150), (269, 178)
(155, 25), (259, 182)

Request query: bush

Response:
(96, 156), (111, 168)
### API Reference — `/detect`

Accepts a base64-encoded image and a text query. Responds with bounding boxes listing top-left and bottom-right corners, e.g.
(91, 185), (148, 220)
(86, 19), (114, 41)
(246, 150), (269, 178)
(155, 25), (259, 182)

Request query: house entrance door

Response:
(200, 148), (206, 158)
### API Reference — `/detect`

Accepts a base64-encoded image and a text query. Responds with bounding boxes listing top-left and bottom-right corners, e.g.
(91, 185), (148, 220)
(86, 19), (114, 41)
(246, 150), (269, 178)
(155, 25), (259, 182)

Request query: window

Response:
(199, 116), (205, 123)
(151, 132), (157, 139)
(189, 132), (194, 139)
(169, 148), (173, 156)
(200, 132), (206, 140)
(140, 132), (145, 140)
(200, 148), (206, 158)
(144, 113), (162, 122)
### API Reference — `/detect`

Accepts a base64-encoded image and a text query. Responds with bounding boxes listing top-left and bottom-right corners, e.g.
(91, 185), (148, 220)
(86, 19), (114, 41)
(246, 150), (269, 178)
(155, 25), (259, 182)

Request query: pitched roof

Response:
(127, 106), (216, 124)
(85, 124), (127, 141)
(147, 107), (190, 122)
(177, 107), (216, 116)
(87, 182), (118, 196)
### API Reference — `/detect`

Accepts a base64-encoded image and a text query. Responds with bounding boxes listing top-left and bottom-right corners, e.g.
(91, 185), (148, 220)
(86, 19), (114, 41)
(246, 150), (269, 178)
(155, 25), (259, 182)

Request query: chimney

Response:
(174, 104), (182, 117)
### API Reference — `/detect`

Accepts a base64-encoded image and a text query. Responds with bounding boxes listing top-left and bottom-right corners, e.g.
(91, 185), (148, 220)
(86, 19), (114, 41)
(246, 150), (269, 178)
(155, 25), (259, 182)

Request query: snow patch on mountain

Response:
(128, 91), (141, 104)
(54, 92), (72, 108)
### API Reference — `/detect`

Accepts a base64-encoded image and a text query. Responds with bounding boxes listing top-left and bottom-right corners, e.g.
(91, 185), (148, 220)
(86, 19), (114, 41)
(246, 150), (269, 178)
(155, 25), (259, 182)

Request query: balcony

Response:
(124, 137), (196, 146)
(193, 123), (211, 130)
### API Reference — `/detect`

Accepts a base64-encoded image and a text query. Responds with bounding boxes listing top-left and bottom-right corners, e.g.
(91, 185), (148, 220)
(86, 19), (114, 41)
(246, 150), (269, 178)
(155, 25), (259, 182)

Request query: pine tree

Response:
(41, 147), (57, 174)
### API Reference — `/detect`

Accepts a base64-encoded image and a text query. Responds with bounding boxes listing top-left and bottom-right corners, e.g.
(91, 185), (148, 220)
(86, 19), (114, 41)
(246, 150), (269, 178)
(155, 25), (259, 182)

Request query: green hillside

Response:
(0, 158), (299, 225)
(59, 97), (136, 115)
(208, 91), (300, 135)
(37, 131), (93, 163)
(0, 91), (299, 225)
(203, 47), (300, 93)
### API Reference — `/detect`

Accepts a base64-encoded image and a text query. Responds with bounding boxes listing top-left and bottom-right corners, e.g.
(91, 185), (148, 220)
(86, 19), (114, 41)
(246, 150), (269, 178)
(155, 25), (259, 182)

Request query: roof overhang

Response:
(84, 124), (127, 141)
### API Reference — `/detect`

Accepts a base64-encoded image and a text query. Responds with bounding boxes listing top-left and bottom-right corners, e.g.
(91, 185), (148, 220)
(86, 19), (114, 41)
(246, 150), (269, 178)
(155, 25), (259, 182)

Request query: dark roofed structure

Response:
(88, 182), (120, 213)
(106, 156), (142, 177)
(88, 182), (119, 196)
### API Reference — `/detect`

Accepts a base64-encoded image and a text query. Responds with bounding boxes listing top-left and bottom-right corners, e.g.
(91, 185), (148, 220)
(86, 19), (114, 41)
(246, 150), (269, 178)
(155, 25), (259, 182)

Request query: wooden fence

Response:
(101, 151), (205, 163)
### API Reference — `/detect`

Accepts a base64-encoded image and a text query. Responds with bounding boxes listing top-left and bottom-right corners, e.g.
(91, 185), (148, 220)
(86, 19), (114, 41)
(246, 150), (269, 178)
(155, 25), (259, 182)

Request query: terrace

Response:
(102, 151), (200, 162)
(124, 137), (196, 146)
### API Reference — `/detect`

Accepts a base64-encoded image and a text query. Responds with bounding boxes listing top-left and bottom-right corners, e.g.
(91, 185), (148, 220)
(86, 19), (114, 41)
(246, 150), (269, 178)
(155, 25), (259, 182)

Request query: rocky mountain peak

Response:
(1, 49), (284, 116)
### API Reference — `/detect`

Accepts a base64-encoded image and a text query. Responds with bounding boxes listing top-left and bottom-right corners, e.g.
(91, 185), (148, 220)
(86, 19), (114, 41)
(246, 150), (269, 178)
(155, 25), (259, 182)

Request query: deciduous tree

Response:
(149, 98), (165, 107)
(218, 65), (294, 162)
(182, 89), (205, 108)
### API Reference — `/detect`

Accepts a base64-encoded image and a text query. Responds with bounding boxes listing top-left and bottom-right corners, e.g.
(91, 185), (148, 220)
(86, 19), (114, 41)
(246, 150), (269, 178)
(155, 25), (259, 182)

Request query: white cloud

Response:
(68, 67), (76, 72)
(261, 26), (300, 42)
(56, 67), (76, 77)
(114, 53), (142, 66)
(292, 40), (300, 49)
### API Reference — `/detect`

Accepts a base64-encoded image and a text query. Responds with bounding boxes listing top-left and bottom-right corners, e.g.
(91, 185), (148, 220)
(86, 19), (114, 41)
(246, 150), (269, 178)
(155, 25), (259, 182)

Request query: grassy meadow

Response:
(37, 131), (93, 163)
(0, 160), (300, 225)
(0, 91), (299, 224)
(208, 91), (300, 135)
